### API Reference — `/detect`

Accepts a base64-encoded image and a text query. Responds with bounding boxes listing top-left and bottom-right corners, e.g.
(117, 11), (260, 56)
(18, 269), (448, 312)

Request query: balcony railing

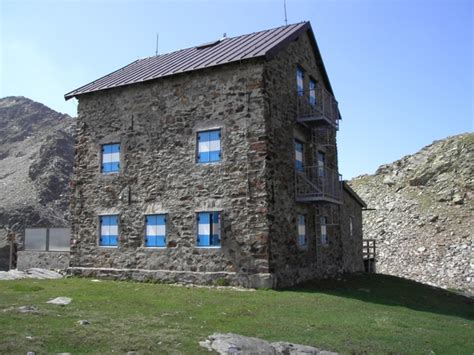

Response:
(295, 166), (342, 203)
(296, 87), (339, 129)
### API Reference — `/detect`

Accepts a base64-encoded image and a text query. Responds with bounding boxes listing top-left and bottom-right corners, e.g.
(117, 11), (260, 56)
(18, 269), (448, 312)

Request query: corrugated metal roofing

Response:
(65, 22), (311, 100)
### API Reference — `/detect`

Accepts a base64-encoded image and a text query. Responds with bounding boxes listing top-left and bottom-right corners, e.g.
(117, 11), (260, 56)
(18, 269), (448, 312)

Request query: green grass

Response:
(0, 274), (472, 354)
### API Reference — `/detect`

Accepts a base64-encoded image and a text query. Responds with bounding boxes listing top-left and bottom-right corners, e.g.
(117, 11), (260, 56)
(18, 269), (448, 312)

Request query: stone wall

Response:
(263, 31), (346, 286)
(17, 251), (69, 271)
(71, 30), (364, 288)
(71, 60), (273, 287)
(340, 186), (365, 273)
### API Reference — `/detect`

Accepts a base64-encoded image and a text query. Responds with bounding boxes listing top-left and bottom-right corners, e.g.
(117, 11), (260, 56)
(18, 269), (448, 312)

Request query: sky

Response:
(1, 0), (473, 179)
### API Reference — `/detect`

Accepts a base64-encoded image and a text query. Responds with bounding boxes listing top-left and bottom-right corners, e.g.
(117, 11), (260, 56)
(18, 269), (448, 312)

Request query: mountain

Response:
(350, 133), (473, 294)
(0, 96), (75, 269)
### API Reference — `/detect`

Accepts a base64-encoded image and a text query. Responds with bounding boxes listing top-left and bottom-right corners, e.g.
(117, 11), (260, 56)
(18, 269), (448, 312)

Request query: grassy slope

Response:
(0, 274), (472, 354)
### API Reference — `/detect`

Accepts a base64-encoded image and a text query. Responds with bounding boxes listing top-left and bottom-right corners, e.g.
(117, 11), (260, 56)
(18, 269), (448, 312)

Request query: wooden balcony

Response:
(295, 166), (342, 204)
(296, 87), (339, 129)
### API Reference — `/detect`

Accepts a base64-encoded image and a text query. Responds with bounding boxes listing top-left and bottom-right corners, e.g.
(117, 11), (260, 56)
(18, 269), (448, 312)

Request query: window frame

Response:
(309, 78), (317, 106)
(317, 150), (326, 177)
(349, 216), (354, 238)
(144, 214), (167, 248)
(98, 214), (119, 248)
(320, 216), (328, 245)
(296, 66), (305, 97)
(101, 143), (121, 174)
(196, 211), (222, 248)
(196, 129), (222, 164)
(294, 139), (304, 172)
(297, 214), (307, 247)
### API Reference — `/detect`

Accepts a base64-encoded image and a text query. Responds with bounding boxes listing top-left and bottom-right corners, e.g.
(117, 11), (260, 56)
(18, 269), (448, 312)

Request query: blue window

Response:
(101, 143), (120, 173)
(309, 79), (317, 106)
(99, 215), (119, 247)
(197, 212), (221, 247)
(298, 215), (307, 246)
(295, 140), (304, 172)
(197, 129), (221, 163)
(320, 216), (328, 245)
(145, 214), (166, 247)
(296, 67), (304, 96)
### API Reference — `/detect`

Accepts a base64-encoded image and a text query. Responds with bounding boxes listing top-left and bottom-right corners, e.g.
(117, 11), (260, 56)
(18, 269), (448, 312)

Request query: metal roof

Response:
(65, 22), (317, 100)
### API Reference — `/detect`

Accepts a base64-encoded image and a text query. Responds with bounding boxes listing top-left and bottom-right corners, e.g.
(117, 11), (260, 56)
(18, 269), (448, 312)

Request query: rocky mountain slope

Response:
(0, 97), (75, 269)
(350, 133), (473, 294)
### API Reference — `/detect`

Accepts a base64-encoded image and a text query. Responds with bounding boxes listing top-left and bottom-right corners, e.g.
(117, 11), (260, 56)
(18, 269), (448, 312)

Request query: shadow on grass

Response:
(286, 273), (474, 320)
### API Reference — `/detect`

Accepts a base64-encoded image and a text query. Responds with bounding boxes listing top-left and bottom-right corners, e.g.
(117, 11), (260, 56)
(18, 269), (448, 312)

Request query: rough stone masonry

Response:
(67, 23), (365, 288)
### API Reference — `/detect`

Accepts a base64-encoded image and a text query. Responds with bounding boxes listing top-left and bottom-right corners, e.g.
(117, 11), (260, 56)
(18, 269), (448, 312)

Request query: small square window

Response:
(295, 140), (304, 172)
(197, 130), (221, 163)
(297, 67), (304, 96)
(298, 215), (307, 246)
(101, 143), (120, 173)
(99, 215), (119, 247)
(320, 216), (328, 245)
(197, 212), (221, 247)
(145, 214), (166, 247)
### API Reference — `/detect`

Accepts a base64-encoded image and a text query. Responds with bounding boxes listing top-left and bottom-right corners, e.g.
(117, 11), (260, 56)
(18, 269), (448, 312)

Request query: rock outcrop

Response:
(350, 133), (473, 294)
(0, 96), (75, 270)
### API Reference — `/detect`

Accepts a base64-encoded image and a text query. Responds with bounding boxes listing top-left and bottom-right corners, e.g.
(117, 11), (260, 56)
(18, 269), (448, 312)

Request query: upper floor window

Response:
(320, 216), (328, 245)
(295, 140), (304, 172)
(145, 214), (167, 247)
(197, 212), (221, 247)
(317, 151), (326, 177)
(101, 143), (120, 173)
(296, 67), (304, 96)
(298, 214), (307, 246)
(99, 215), (119, 247)
(197, 129), (221, 163)
(309, 79), (317, 106)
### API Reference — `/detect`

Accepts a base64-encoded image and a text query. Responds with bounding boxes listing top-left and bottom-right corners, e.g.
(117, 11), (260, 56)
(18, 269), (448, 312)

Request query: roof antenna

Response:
(284, 0), (288, 25)
(155, 33), (159, 56)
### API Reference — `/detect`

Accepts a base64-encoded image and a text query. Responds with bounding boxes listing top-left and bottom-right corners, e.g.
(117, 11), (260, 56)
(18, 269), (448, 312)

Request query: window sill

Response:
(195, 246), (221, 249)
(196, 161), (222, 165)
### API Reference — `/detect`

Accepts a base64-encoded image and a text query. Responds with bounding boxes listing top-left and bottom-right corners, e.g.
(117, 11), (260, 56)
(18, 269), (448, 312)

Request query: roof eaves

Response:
(64, 59), (141, 100)
(342, 181), (367, 208)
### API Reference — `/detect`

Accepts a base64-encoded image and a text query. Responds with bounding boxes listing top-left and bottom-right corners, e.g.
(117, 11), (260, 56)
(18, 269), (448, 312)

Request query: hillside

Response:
(0, 97), (75, 269)
(350, 133), (473, 294)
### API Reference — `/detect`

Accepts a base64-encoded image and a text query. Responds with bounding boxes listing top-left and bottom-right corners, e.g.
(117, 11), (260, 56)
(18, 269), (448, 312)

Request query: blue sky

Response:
(1, 0), (472, 178)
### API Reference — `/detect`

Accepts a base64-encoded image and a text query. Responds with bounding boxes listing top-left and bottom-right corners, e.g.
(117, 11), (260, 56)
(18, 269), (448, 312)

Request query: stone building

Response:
(65, 22), (366, 288)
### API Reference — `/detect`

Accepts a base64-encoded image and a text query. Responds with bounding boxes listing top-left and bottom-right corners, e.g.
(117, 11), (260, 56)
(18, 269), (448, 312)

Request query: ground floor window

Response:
(99, 215), (119, 247)
(320, 216), (328, 245)
(197, 212), (221, 247)
(145, 214), (166, 247)
(298, 214), (307, 246)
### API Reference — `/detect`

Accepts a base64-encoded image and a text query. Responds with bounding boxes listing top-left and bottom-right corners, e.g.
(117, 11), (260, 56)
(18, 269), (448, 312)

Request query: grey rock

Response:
(17, 305), (39, 314)
(350, 133), (474, 295)
(199, 333), (336, 355)
(0, 96), (74, 271)
(46, 297), (71, 305)
(77, 320), (90, 325)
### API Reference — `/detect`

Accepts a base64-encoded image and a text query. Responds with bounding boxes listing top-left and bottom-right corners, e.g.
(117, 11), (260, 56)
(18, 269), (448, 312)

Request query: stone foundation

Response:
(68, 267), (274, 289)
(17, 251), (70, 271)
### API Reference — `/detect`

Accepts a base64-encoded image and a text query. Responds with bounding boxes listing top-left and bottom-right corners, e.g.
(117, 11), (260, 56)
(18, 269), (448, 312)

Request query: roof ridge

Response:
(137, 21), (309, 62)
(65, 21), (311, 100)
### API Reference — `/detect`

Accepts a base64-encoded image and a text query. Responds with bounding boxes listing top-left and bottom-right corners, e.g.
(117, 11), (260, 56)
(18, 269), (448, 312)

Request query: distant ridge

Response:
(350, 133), (473, 294)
